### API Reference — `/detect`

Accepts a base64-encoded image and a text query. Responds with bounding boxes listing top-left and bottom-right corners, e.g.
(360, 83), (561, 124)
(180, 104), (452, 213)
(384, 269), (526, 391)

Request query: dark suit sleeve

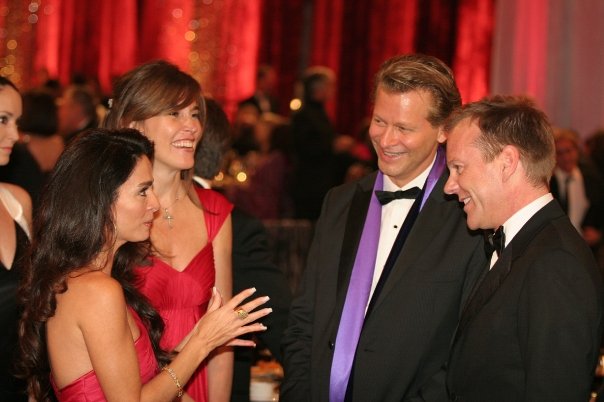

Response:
(519, 249), (601, 400)
(231, 208), (291, 361)
(582, 166), (604, 231)
(413, 239), (486, 402)
(280, 190), (336, 402)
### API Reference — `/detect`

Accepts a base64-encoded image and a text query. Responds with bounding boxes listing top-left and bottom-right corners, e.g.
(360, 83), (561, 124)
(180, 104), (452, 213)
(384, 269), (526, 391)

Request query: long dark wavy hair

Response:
(18, 128), (171, 402)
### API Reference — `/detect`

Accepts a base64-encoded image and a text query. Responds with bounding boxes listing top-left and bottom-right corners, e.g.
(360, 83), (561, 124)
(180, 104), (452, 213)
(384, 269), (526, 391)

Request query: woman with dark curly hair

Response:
(18, 128), (270, 402)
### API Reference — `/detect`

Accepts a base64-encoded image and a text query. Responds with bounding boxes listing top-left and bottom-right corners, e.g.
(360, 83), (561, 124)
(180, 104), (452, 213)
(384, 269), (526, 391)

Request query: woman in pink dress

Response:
(104, 61), (236, 401)
(18, 129), (270, 402)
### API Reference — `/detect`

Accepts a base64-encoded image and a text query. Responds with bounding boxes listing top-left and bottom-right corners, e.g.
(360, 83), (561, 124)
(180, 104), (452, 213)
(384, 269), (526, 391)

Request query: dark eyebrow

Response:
(138, 180), (153, 188)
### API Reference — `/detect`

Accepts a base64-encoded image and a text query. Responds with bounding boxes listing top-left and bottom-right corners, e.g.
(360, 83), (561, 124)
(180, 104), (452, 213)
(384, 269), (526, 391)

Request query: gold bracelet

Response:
(162, 366), (184, 397)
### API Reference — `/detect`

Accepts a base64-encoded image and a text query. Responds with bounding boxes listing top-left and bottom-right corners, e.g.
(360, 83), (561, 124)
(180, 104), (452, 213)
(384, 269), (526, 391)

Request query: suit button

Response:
(328, 341), (335, 350)
(450, 392), (458, 401)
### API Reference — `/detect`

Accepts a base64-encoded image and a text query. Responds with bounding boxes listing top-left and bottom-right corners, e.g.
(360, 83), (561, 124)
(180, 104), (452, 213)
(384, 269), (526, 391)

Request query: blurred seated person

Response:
(0, 89), (63, 208)
(194, 98), (292, 402)
(226, 114), (294, 220)
(57, 85), (99, 144)
(550, 127), (604, 252)
(238, 65), (280, 115)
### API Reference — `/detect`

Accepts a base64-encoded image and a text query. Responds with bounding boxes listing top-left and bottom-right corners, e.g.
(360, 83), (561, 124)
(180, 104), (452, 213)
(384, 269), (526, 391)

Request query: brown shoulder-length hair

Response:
(18, 128), (170, 402)
(103, 60), (205, 129)
(103, 60), (205, 184)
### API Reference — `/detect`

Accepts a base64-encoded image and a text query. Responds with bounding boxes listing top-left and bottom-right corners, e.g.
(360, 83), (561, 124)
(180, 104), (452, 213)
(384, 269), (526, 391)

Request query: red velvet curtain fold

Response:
(0, 0), (494, 131)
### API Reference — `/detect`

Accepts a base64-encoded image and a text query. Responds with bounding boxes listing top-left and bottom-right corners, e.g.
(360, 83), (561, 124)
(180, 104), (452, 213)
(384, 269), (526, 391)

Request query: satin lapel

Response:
(368, 172), (449, 314)
(454, 200), (563, 340)
(454, 249), (512, 340)
(336, 173), (376, 299)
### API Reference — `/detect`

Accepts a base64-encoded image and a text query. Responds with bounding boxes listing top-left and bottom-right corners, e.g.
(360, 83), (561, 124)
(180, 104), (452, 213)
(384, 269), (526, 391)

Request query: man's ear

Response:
(499, 145), (520, 182)
(436, 126), (446, 144)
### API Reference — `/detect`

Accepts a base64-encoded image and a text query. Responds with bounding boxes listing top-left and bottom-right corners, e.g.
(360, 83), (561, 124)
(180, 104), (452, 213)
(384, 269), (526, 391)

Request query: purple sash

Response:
(329, 146), (446, 402)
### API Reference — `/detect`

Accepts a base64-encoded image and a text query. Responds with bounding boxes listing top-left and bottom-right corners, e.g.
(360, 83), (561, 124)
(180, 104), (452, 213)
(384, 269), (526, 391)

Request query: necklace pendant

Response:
(163, 208), (174, 228)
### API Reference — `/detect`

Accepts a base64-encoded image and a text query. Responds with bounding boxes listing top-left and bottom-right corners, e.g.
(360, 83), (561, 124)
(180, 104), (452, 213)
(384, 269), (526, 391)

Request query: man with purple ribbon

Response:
(281, 54), (487, 402)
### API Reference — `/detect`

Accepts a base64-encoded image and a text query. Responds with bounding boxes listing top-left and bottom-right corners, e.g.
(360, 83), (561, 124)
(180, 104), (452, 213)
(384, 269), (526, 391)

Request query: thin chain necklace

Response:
(161, 190), (183, 229)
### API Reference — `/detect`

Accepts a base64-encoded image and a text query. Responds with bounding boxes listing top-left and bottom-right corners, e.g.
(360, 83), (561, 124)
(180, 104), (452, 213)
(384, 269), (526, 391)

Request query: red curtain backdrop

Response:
(301, 0), (493, 136)
(0, 0), (494, 131)
(323, 0), (420, 135)
(453, 0), (494, 103)
(258, 0), (307, 116)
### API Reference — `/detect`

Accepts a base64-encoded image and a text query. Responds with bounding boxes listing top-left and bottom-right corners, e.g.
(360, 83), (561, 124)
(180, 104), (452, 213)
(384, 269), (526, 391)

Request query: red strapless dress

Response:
(52, 308), (158, 402)
(135, 188), (233, 402)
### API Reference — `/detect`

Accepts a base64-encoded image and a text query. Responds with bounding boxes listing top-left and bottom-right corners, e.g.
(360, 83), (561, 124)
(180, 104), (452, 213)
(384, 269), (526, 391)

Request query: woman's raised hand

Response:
(187, 287), (271, 352)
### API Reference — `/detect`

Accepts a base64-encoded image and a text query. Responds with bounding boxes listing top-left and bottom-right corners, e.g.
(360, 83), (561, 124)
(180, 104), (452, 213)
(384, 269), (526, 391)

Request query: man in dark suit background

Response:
(238, 64), (280, 115)
(194, 98), (292, 402)
(57, 84), (98, 144)
(444, 95), (604, 401)
(281, 54), (486, 402)
(290, 66), (339, 221)
(550, 127), (604, 262)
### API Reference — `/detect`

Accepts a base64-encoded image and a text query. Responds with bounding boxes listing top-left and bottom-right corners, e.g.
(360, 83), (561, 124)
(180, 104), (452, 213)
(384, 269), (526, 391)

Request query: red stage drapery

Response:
(0, 0), (495, 133)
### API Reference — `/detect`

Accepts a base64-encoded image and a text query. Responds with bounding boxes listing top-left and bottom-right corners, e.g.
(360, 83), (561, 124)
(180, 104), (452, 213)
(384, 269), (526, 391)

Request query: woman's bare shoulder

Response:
(63, 270), (127, 316)
(0, 182), (33, 224)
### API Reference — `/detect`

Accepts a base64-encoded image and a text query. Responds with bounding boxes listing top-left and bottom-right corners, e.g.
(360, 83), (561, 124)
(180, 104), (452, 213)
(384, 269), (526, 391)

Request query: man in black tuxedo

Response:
(281, 54), (486, 402)
(194, 98), (291, 402)
(444, 96), (604, 401)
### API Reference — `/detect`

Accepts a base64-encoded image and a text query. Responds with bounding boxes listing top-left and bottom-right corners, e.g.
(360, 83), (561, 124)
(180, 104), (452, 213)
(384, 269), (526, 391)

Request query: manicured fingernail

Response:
(264, 296), (270, 302)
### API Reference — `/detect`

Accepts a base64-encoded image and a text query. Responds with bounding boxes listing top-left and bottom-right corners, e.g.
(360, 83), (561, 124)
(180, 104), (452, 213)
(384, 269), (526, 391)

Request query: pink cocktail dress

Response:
(135, 188), (233, 401)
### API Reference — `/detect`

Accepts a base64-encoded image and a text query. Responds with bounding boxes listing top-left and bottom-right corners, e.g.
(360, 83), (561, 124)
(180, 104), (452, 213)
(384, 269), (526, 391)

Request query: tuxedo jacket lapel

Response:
(455, 250), (513, 339)
(369, 173), (450, 314)
(336, 173), (376, 300)
(455, 200), (562, 340)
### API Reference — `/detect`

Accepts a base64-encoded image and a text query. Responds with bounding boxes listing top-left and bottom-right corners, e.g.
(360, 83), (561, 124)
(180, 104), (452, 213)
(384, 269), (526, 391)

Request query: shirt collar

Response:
(501, 193), (554, 247)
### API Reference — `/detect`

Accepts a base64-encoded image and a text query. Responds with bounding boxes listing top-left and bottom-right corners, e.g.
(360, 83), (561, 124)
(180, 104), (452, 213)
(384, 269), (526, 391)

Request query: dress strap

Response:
(0, 185), (31, 239)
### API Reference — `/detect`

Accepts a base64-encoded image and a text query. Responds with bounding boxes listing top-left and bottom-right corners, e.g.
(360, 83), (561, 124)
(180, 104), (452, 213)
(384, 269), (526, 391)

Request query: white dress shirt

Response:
(368, 156), (436, 300)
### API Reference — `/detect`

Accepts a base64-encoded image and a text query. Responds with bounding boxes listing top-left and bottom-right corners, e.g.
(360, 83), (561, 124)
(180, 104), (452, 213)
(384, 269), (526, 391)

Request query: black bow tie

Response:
(484, 226), (505, 258)
(375, 187), (421, 205)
